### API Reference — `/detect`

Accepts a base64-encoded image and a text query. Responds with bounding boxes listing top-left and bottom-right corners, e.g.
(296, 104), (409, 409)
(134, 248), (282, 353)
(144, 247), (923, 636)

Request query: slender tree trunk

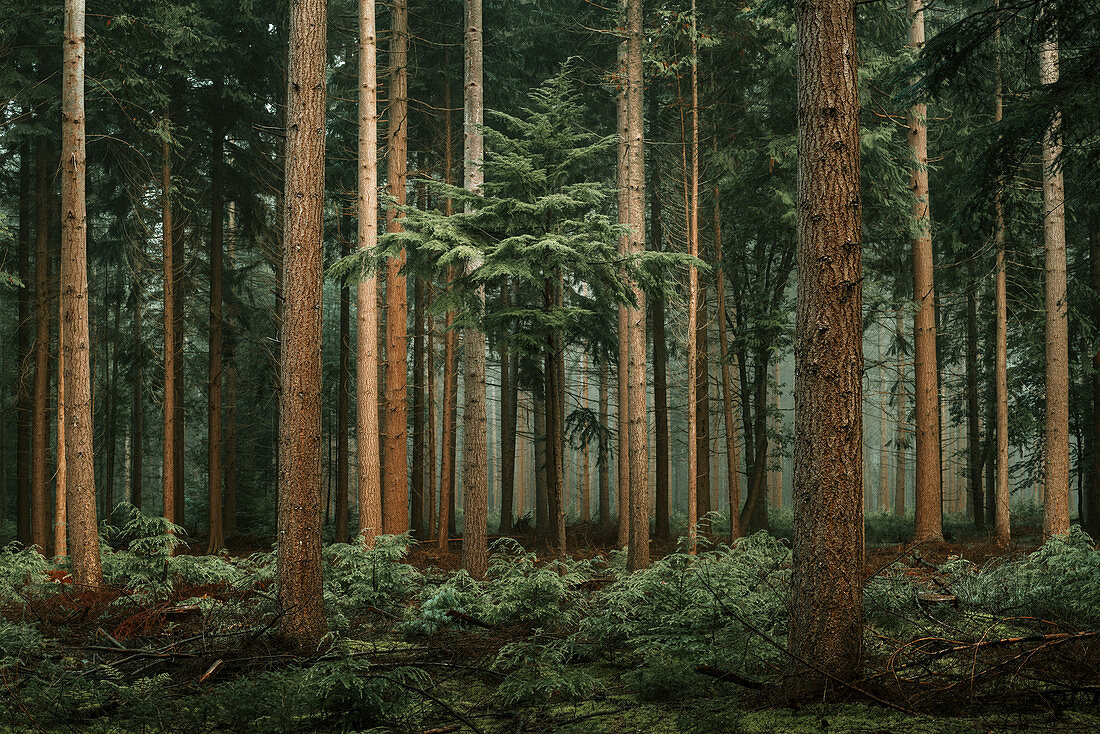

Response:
(16, 142), (33, 546)
(357, 0), (383, 546)
(383, 0), (410, 535)
(598, 358), (611, 529)
(131, 283), (143, 511)
(651, 155), (670, 539)
(411, 256), (426, 538)
(56, 278), (67, 559)
(61, 0), (102, 583)
(336, 231), (350, 543)
(908, 0), (943, 543)
(615, 26), (630, 550)
(1089, 219), (1100, 538)
(426, 287), (438, 539)
(161, 120), (179, 525)
(895, 311), (908, 516)
(966, 268), (984, 530)
(580, 354), (590, 522)
(683, 14), (699, 553)
(715, 176), (741, 541)
(206, 94), (226, 554)
(534, 393), (548, 531)
(32, 137), (52, 553)
(878, 332), (890, 512)
(696, 277), (711, 525)
(789, 0), (864, 686)
(277, 0), (328, 646)
(1039, 27), (1069, 538)
(104, 268), (121, 516)
(499, 282), (517, 534)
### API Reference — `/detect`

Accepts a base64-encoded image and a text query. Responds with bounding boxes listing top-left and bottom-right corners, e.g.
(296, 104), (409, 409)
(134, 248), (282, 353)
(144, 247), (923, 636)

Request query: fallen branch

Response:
(694, 664), (766, 690)
(445, 610), (494, 630)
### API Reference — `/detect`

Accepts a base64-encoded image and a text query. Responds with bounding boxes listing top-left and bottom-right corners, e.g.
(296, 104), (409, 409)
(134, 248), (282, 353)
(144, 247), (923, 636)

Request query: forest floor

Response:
(2, 515), (1099, 733)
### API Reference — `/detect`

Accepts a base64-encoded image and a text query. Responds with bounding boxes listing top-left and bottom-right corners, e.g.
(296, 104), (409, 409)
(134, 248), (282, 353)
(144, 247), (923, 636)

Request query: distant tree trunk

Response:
(277, 0), (328, 646)
(357, 0), (382, 547)
(789, 0), (864, 687)
(426, 288), (438, 539)
(580, 355), (590, 522)
(206, 96), (226, 554)
(683, 12), (699, 553)
(966, 268), (984, 530)
(32, 137), (52, 553)
(545, 332), (566, 552)
(161, 121), (179, 526)
(461, 0), (489, 578)
(1089, 219), (1100, 539)
(907, 0), (943, 543)
(696, 277), (711, 527)
(61, 0), (102, 584)
(878, 332), (890, 512)
(104, 269), (122, 516)
(16, 142), (32, 546)
(625, 0), (649, 570)
(336, 232), (350, 543)
(1039, 27), (1069, 538)
(383, 0), (410, 535)
(130, 283), (143, 511)
(598, 358), (611, 529)
(223, 228), (236, 537)
(715, 176), (741, 541)
(651, 154), (670, 539)
(437, 290), (457, 548)
(499, 282), (518, 534)
(411, 258), (426, 539)
(534, 393), (548, 531)
(894, 311), (908, 517)
(615, 28), (630, 550)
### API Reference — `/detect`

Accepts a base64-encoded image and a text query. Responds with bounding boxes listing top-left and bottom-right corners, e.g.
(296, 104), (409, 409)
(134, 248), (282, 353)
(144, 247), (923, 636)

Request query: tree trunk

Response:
(789, 0), (864, 688)
(383, 0), (410, 535)
(223, 211), (236, 537)
(56, 272), (67, 559)
(651, 151), (670, 539)
(499, 282), (518, 535)
(336, 229), (350, 543)
(206, 94), (226, 554)
(411, 260), (425, 540)
(16, 141), (33, 546)
(1039, 29), (1069, 538)
(580, 355), (590, 522)
(715, 179), (741, 542)
(966, 268), (984, 530)
(894, 311), (908, 517)
(1089, 218), (1100, 539)
(534, 393), (548, 531)
(683, 10), (699, 553)
(878, 332), (890, 512)
(276, 0), (328, 646)
(161, 115), (179, 526)
(625, 0), (649, 570)
(61, 0), (102, 584)
(357, 0), (383, 546)
(32, 137), (52, 554)
(426, 285), (438, 539)
(908, 0), (943, 543)
(104, 268), (122, 517)
(598, 358), (611, 529)
(615, 26), (630, 551)
(460, 0), (489, 578)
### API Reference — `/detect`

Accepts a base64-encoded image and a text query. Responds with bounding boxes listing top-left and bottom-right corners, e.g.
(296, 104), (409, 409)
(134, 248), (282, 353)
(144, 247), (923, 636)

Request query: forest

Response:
(0, 0), (1099, 731)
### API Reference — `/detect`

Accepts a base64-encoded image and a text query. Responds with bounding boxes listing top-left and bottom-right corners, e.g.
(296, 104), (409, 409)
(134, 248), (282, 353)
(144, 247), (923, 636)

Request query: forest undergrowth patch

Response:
(1, 507), (1098, 733)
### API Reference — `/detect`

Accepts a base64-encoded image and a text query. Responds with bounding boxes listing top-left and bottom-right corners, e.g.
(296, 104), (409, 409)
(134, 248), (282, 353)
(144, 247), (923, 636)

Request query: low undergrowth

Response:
(1, 507), (1098, 733)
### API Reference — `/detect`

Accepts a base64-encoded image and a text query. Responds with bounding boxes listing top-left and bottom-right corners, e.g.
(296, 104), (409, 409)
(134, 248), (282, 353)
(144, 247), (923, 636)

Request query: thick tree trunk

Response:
(625, 0), (649, 570)
(383, 0), (410, 535)
(908, 0), (943, 543)
(16, 142), (33, 546)
(276, 0), (328, 646)
(426, 288), (437, 539)
(206, 96), (226, 554)
(61, 0), (102, 584)
(56, 280), (67, 559)
(32, 137), (52, 553)
(460, 0), (489, 578)
(1039, 31), (1069, 538)
(356, 0), (382, 547)
(789, 0), (864, 687)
